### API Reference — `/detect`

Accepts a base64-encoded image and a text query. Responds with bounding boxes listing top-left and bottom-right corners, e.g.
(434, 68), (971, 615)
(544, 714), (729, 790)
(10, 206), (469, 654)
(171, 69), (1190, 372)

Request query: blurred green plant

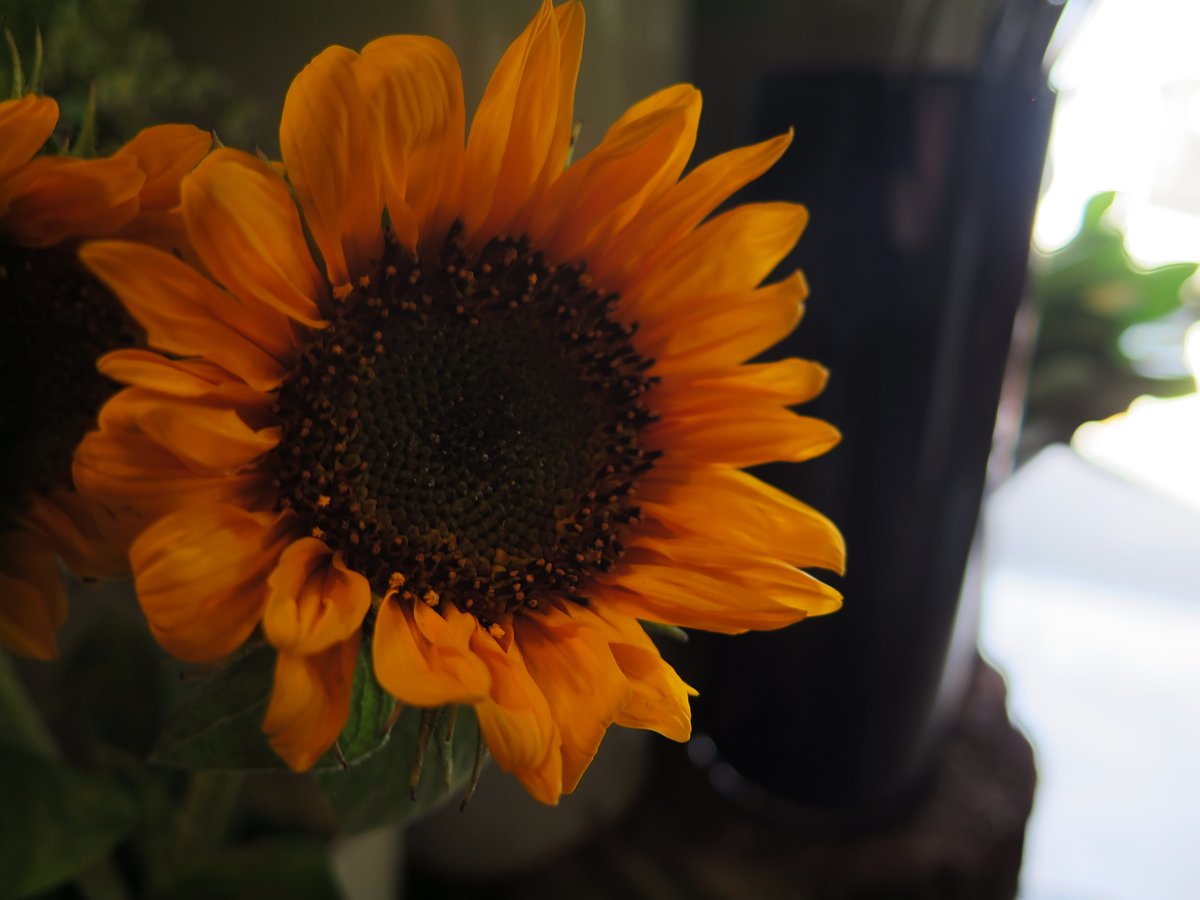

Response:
(1023, 191), (1199, 452)
(1, 0), (255, 149)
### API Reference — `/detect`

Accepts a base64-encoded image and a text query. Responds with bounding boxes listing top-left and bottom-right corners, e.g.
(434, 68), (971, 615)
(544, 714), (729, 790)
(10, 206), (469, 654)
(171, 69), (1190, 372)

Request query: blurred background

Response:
(5, 0), (1199, 897)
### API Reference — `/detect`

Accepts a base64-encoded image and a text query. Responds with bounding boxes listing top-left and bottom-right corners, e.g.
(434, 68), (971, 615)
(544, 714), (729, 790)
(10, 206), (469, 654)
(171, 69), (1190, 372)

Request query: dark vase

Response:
(683, 0), (1066, 826)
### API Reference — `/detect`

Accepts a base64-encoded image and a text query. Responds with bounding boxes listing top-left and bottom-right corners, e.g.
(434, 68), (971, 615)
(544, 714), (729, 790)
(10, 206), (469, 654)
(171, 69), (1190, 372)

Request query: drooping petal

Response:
(516, 604), (631, 794)
(356, 35), (466, 249)
(280, 45), (382, 287)
(130, 506), (293, 662)
(97, 389), (280, 475)
(372, 599), (489, 706)
(80, 240), (294, 389)
(114, 123), (212, 212)
(0, 529), (67, 660)
(73, 427), (274, 541)
(183, 149), (327, 325)
(0, 155), (143, 246)
(468, 626), (564, 805)
(591, 605), (695, 742)
(264, 634), (361, 771)
(0, 95), (58, 183)
(263, 538), (371, 654)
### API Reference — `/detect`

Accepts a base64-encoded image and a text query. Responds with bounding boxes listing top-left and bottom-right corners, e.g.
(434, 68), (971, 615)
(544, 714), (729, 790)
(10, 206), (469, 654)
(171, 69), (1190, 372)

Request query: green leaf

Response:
(157, 837), (342, 900)
(151, 645), (282, 771)
(0, 651), (56, 755)
(317, 702), (480, 834)
(318, 643), (394, 767)
(0, 747), (138, 898)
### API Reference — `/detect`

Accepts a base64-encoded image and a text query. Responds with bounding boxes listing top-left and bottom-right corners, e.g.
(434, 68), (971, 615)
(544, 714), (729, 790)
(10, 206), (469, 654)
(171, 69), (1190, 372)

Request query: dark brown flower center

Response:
(271, 226), (658, 623)
(0, 240), (138, 528)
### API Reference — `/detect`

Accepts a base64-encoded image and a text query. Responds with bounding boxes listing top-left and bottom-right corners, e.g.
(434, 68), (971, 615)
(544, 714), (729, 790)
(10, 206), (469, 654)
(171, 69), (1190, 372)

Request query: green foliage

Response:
(1, 0), (255, 149)
(1025, 192), (1199, 450)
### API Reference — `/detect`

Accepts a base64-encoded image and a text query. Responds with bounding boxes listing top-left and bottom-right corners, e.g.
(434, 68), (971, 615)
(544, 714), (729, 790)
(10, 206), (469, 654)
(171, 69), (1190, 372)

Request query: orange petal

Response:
(97, 389), (280, 475)
(645, 407), (840, 468)
(183, 149), (327, 326)
(0, 528), (67, 660)
(372, 600), (489, 706)
(621, 202), (808, 324)
(516, 605), (631, 794)
(460, 0), (581, 240)
(0, 95), (58, 183)
(468, 626), (563, 804)
(0, 155), (143, 246)
(80, 240), (293, 390)
(529, 85), (701, 262)
(96, 350), (272, 412)
(640, 465), (845, 574)
(73, 427), (273, 541)
(356, 35), (466, 249)
(639, 271), (808, 375)
(591, 605), (695, 742)
(130, 505), (293, 662)
(597, 552), (841, 635)
(264, 634), (361, 771)
(281, 45), (382, 287)
(651, 358), (828, 413)
(263, 538), (371, 655)
(19, 489), (127, 582)
(114, 123), (212, 212)
(592, 130), (792, 288)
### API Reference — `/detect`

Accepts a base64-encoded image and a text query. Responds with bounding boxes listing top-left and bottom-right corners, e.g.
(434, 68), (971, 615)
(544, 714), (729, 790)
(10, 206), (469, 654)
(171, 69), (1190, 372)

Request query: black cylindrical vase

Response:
(685, 0), (1065, 825)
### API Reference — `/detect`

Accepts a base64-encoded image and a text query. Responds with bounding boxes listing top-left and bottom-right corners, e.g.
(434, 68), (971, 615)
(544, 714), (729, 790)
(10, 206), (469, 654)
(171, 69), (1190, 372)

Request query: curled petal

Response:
(263, 539), (371, 654)
(372, 599), (489, 706)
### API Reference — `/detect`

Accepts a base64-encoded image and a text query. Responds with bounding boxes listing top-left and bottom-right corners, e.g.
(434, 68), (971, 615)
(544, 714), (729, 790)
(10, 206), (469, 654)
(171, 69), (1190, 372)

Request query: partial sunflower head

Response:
(0, 91), (211, 660)
(74, 0), (843, 803)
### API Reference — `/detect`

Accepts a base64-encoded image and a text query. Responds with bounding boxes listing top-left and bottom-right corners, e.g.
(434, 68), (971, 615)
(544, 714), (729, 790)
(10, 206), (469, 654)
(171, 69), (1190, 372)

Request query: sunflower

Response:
(74, 0), (843, 803)
(0, 92), (211, 660)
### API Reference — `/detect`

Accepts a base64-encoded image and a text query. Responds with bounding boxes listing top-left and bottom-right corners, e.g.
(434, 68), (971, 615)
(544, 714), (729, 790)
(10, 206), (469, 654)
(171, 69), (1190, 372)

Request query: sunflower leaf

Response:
(0, 747), (138, 898)
(317, 643), (394, 768)
(151, 645), (283, 771)
(316, 702), (479, 834)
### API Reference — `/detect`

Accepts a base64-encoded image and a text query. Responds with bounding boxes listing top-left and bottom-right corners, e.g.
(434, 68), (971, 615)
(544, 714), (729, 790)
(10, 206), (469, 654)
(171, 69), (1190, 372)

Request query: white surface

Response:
(981, 445), (1200, 900)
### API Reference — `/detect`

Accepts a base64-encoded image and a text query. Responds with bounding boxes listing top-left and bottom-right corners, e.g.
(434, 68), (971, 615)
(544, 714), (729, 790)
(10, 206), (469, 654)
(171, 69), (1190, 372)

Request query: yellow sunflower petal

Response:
(598, 549), (842, 635)
(73, 427), (273, 539)
(592, 606), (695, 742)
(641, 271), (808, 374)
(0, 155), (143, 246)
(114, 123), (212, 213)
(96, 350), (272, 412)
(183, 149), (327, 325)
(372, 599), (489, 706)
(640, 465), (845, 573)
(263, 539), (371, 654)
(0, 529), (67, 660)
(468, 626), (564, 805)
(645, 407), (840, 468)
(591, 129), (792, 287)
(97, 389), (280, 475)
(516, 605), (631, 794)
(19, 490), (127, 582)
(0, 95), (58, 183)
(651, 358), (828, 413)
(130, 506), (292, 662)
(528, 85), (701, 262)
(621, 202), (808, 324)
(281, 45), (382, 287)
(264, 634), (361, 771)
(80, 240), (293, 390)
(461, 0), (581, 239)
(356, 35), (466, 249)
